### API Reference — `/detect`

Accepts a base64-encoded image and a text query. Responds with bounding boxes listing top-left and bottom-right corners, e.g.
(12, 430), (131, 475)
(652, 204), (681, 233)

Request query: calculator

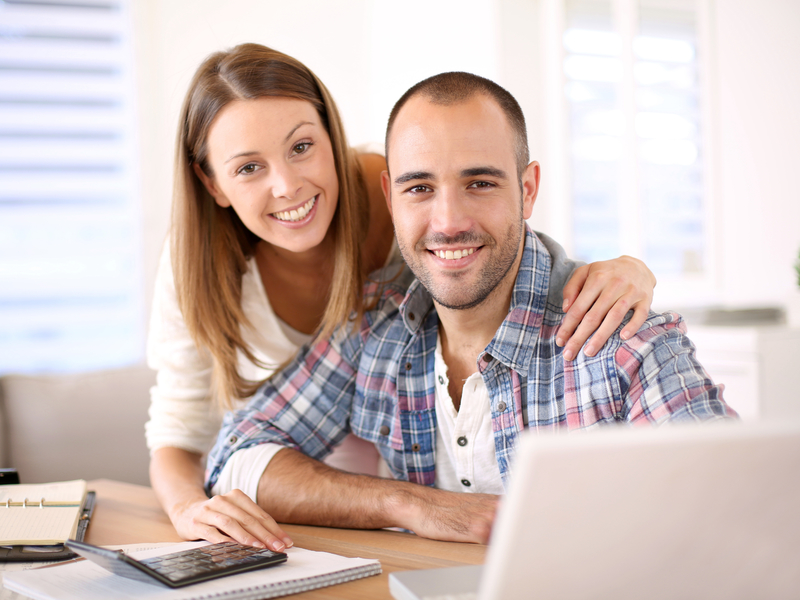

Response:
(65, 539), (288, 588)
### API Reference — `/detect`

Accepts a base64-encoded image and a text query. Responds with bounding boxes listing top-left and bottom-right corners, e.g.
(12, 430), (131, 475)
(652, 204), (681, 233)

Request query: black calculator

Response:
(65, 539), (287, 588)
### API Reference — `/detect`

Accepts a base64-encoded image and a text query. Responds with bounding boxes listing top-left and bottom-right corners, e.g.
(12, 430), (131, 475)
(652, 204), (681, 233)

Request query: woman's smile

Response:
(271, 195), (319, 226)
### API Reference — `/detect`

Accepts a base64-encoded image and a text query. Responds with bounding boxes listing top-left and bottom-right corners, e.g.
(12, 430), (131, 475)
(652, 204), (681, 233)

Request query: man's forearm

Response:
(256, 447), (498, 544)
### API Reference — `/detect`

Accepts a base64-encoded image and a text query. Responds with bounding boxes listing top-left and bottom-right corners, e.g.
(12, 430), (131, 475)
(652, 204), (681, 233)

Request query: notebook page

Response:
(3, 545), (381, 600)
(0, 506), (81, 545)
(0, 481), (86, 506)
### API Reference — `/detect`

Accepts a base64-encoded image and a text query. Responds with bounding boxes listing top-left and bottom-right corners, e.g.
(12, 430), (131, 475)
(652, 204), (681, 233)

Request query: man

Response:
(206, 72), (734, 545)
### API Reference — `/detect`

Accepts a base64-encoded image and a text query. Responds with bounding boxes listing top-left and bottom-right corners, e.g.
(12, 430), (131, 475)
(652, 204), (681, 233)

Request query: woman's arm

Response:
(557, 255), (657, 361)
(150, 447), (291, 551)
(147, 243), (291, 549)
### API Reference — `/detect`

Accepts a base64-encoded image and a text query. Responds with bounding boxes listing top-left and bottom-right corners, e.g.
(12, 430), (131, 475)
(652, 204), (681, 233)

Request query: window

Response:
(554, 0), (711, 294)
(0, 0), (143, 373)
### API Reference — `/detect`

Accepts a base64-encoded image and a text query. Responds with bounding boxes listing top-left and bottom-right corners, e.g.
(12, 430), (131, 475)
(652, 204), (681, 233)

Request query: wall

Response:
(713, 0), (800, 309)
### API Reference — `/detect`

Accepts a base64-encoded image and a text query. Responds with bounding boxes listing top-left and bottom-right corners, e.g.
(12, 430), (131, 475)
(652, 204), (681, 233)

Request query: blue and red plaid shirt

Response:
(206, 229), (735, 492)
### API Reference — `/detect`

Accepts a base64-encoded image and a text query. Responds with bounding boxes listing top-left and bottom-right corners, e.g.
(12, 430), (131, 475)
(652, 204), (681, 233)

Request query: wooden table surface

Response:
(86, 479), (486, 599)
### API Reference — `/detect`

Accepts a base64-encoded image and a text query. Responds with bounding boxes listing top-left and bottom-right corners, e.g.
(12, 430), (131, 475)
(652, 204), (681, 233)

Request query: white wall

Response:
(131, 0), (800, 327)
(712, 0), (800, 308)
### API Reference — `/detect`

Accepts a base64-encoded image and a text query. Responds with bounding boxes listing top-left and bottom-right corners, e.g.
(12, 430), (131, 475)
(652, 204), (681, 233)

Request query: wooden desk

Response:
(86, 479), (486, 600)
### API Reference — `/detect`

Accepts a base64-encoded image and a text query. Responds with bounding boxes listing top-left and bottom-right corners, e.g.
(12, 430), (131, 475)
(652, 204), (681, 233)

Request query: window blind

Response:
(0, 0), (143, 373)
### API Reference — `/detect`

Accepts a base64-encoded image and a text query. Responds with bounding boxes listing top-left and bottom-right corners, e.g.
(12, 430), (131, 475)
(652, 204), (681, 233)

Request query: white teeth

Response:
(274, 197), (316, 222)
(435, 248), (475, 260)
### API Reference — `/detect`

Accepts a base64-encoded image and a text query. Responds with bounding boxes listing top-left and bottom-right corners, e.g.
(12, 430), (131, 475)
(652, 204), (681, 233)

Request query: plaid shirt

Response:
(206, 229), (734, 492)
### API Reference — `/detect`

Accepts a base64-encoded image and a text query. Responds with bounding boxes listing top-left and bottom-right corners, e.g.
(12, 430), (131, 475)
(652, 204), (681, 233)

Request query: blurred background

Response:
(0, 0), (798, 379)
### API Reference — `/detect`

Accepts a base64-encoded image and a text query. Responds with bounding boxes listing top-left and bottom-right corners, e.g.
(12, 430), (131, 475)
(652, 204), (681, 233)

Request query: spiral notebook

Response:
(0, 480), (88, 546)
(3, 541), (382, 600)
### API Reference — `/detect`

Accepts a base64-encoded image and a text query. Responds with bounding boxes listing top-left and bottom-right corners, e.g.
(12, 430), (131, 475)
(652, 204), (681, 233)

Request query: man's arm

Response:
(615, 311), (737, 423)
(257, 447), (498, 544)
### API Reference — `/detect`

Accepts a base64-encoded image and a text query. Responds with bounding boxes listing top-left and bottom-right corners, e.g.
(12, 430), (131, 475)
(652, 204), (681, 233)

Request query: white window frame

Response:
(540, 0), (720, 307)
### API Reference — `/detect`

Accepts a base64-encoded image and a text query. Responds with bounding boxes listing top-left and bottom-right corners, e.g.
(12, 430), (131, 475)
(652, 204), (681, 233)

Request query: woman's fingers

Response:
(558, 256), (656, 360)
(205, 491), (293, 551)
(175, 491), (293, 551)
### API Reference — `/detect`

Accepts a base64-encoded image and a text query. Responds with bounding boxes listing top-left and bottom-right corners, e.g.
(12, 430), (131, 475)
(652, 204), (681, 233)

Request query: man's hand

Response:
(258, 448), (498, 544)
(390, 485), (498, 544)
(557, 255), (656, 360)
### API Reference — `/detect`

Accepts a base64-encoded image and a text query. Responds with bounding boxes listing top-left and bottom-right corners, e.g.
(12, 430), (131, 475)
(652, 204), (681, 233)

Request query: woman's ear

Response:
(193, 163), (231, 208)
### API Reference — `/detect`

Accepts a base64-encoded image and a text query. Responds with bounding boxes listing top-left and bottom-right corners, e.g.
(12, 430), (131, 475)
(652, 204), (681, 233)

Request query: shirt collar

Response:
(398, 226), (551, 375)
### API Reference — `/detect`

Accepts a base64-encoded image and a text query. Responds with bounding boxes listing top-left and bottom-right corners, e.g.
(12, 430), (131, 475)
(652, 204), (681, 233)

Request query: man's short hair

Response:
(385, 72), (530, 179)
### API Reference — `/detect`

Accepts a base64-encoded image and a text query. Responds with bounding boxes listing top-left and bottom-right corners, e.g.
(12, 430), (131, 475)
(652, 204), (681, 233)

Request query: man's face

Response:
(382, 94), (539, 311)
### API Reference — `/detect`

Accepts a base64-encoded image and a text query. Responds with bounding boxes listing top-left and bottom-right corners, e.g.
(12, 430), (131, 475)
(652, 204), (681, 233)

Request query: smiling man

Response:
(205, 72), (735, 545)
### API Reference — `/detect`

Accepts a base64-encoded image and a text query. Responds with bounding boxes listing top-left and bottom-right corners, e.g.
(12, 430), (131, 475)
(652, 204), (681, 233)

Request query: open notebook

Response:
(390, 422), (800, 600)
(0, 480), (87, 546)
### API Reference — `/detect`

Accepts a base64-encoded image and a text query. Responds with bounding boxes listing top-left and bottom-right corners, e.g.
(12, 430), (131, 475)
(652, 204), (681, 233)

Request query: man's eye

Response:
(469, 181), (494, 189)
(292, 142), (312, 155)
(408, 185), (431, 193)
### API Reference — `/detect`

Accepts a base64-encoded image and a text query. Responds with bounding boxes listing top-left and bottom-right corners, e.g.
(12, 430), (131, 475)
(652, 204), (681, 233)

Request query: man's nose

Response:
(430, 187), (472, 236)
(269, 163), (303, 200)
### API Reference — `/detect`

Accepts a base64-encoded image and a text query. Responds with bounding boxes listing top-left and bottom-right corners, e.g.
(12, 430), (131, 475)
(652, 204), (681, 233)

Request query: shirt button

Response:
(405, 362), (412, 370)
(411, 443), (421, 452)
(379, 425), (390, 436)
(461, 479), (471, 487)
(457, 436), (468, 447)
(438, 375), (444, 385)
(228, 435), (238, 445)
(408, 311), (416, 321)
(497, 401), (507, 412)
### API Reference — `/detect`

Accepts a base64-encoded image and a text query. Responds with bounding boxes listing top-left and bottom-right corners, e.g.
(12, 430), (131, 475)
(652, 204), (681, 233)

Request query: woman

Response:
(147, 43), (656, 553)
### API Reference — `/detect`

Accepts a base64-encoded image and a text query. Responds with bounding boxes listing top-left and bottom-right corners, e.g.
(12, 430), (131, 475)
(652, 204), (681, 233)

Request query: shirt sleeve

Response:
(145, 242), (221, 456)
(204, 329), (362, 493)
(211, 443), (286, 502)
(615, 312), (736, 423)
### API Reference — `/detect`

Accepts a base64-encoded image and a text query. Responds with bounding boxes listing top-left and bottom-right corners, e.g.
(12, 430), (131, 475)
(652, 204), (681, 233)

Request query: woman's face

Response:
(198, 97), (339, 254)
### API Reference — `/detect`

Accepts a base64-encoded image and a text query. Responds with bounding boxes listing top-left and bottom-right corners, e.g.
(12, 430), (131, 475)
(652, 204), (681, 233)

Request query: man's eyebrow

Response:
(461, 166), (508, 179)
(394, 171), (435, 185)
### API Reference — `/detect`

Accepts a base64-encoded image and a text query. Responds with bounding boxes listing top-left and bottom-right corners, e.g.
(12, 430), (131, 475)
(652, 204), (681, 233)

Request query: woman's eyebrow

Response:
(284, 121), (314, 142)
(224, 121), (316, 164)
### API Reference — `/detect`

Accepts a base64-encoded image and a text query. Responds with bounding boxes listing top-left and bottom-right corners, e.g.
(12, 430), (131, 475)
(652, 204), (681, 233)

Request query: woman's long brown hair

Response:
(172, 43), (368, 408)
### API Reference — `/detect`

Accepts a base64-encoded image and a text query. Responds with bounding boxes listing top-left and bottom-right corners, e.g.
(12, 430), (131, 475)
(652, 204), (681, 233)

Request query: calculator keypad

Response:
(139, 542), (286, 584)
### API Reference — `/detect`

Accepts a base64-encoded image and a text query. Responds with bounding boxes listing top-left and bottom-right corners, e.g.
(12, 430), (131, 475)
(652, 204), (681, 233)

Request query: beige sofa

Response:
(0, 365), (155, 486)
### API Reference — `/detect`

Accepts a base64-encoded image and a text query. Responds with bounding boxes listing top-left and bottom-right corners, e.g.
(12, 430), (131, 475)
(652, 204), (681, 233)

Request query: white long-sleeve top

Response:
(145, 240), (399, 474)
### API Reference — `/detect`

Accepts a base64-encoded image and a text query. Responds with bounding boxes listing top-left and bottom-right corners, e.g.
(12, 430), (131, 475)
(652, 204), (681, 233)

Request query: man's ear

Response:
(192, 163), (231, 208)
(521, 161), (540, 220)
(380, 169), (392, 218)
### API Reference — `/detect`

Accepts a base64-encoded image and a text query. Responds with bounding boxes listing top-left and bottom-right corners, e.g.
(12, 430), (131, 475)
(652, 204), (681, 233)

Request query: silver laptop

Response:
(390, 422), (800, 600)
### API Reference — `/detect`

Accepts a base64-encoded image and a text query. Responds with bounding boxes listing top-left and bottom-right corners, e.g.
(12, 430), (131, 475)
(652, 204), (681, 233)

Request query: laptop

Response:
(390, 422), (800, 600)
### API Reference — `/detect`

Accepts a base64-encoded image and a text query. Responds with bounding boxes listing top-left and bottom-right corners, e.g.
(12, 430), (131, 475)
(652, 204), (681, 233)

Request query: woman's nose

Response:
(270, 164), (303, 200)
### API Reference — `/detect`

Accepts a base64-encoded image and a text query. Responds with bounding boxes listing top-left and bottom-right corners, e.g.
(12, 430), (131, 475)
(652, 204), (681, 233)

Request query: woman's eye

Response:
(237, 163), (259, 175)
(291, 142), (312, 155)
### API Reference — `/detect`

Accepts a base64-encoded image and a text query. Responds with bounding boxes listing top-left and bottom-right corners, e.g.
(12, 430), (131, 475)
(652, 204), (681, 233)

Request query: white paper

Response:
(3, 542), (380, 600)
